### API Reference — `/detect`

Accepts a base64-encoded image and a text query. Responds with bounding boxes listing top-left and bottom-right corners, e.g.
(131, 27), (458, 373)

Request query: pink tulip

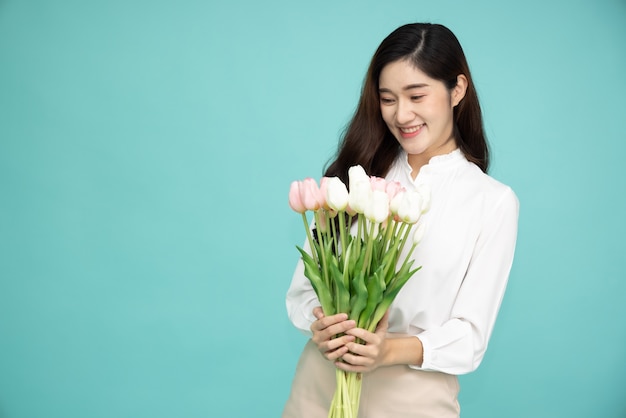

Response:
(288, 181), (307, 213)
(301, 178), (324, 211)
(345, 204), (357, 217)
(385, 181), (404, 201)
(370, 176), (387, 192)
(319, 177), (331, 210)
(316, 210), (329, 233)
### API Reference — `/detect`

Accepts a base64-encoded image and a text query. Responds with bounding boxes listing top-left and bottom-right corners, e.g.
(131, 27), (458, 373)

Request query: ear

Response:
(451, 74), (468, 107)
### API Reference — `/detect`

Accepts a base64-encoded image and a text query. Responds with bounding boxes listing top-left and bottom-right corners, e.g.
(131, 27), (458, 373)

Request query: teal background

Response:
(1, 1), (625, 417)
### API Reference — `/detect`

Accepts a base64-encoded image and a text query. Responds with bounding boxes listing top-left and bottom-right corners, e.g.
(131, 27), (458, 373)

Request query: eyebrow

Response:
(379, 83), (429, 93)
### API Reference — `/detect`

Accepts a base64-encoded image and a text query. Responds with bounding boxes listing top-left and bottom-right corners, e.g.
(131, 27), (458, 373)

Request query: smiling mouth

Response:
(400, 124), (424, 134)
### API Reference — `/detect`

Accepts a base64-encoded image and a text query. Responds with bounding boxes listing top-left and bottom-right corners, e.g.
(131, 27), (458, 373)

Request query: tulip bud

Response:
(397, 190), (423, 224)
(348, 179), (372, 214)
(412, 220), (426, 245)
(288, 181), (306, 213)
(326, 177), (349, 212)
(369, 176), (387, 192)
(389, 190), (405, 215)
(348, 165), (369, 192)
(301, 178), (324, 211)
(316, 210), (329, 233)
(415, 183), (431, 214)
(364, 190), (390, 224)
(385, 181), (404, 201)
(319, 177), (330, 210)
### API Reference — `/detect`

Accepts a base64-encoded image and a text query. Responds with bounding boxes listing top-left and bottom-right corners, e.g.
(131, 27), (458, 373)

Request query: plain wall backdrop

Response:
(1, 1), (625, 417)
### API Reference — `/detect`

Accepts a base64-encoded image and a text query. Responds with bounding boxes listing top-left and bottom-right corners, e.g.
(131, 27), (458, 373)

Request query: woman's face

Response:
(378, 60), (466, 172)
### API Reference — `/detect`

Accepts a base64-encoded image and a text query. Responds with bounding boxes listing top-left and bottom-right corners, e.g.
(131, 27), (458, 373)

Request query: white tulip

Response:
(412, 220), (426, 245)
(348, 179), (372, 214)
(397, 190), (423, 224)
(415, 183), (431, 214)
(348, 165), (369, 191)
(326, 177), (349, 212)
(364, 190), (390, 224)
(389, 190), (405, 215)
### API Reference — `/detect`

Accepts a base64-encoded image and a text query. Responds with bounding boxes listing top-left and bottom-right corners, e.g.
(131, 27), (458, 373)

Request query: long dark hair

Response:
(324, 23), (489, 183)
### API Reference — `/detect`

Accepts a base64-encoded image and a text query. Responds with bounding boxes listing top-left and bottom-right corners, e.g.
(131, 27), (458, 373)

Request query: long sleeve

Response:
(285, 238), (319, 336)
(414, 186), (519, 374)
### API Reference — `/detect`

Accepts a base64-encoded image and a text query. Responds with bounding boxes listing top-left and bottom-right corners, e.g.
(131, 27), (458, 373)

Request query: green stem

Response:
(395, 222), (413, 265)
(302, 212), (318, 266)
(396, 241), (418, 279)
(382, 215), (395, 255)
(338, 212), (348, 261)
(331, 215), (339, 259)
(356, 214), (364, 255)
(362, 220), (377, 276)
(314, 211), (331, 293)
(325, 210), (333, 250)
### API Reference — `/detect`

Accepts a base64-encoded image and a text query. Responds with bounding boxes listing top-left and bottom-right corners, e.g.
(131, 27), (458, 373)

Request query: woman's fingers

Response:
(309, 308), (358, 360)
(320, 335), (354, 360)
(312, 306), (324, 320)
(311, 313), (356, 339)
(338, 325), (386, 372)
(345, 331), (381, 357)
(316, 332), (355, 360)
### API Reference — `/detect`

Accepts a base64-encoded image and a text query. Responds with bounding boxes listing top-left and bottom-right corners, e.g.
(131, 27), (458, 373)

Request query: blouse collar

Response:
(398, 148), (466, 178)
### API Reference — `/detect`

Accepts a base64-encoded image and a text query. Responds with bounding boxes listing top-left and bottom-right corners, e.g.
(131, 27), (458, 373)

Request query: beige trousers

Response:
(282, 339), (460, 418)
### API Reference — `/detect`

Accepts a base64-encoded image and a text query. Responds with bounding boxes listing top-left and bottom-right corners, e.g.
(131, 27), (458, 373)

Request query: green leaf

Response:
(368, 265), (422, 331)
(358, 269), (386, 329)
(296, 246), (335, 315)
(329, 257), (350, 315)
(349, 271), (367, 322)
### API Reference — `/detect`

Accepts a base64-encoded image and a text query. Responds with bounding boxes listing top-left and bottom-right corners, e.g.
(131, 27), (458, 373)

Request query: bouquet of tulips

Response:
(288, 165), (429, 418)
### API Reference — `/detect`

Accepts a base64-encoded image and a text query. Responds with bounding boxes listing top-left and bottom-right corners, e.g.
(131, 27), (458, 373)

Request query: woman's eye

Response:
(411, 95), (424, 101)
(380, 97), (395, 104)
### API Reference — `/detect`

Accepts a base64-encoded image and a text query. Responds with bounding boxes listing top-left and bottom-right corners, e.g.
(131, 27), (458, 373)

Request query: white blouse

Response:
(286, 149), (519, 375)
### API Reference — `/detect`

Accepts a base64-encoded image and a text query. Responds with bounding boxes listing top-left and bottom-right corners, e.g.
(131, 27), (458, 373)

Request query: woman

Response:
(283, 23), (519, 418)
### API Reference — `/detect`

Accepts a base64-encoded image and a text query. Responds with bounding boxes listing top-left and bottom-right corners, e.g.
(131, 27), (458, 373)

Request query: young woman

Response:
(283, 23), (519, 418)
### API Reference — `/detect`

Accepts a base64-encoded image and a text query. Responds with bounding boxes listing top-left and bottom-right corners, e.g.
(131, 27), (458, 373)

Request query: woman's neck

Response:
(408, 138), (458, 179)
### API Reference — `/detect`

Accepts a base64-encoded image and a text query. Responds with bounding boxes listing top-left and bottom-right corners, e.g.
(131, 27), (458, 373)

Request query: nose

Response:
(395, 99), (414, 125)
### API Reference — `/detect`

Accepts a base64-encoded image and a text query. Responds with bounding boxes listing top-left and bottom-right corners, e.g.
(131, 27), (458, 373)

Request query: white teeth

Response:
(400, 124), (424, 133)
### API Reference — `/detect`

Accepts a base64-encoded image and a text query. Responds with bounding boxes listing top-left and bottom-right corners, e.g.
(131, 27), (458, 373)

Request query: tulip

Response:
(364, 190), (390, 224)
(300, 178), (324, 211)
(370, 176), (387, 192)
(319, 177), (330, 210)
(288, 181), (306, 213)
(326, 177), (349, 212)
(396, 190), (424, 224)
(316, 210), (329, 233)
(415, 183), (431, 214)
(385, 180), (404, 201)
(389, 190), (405, 216)
(348, 165), (369, 191)
(412, 220), (426, 245)
(348, 179), (372, 214)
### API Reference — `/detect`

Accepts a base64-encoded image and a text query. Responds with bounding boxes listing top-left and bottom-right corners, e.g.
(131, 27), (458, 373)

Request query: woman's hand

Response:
(335, 311), (390, 373)
(310, 306), (357, 361)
